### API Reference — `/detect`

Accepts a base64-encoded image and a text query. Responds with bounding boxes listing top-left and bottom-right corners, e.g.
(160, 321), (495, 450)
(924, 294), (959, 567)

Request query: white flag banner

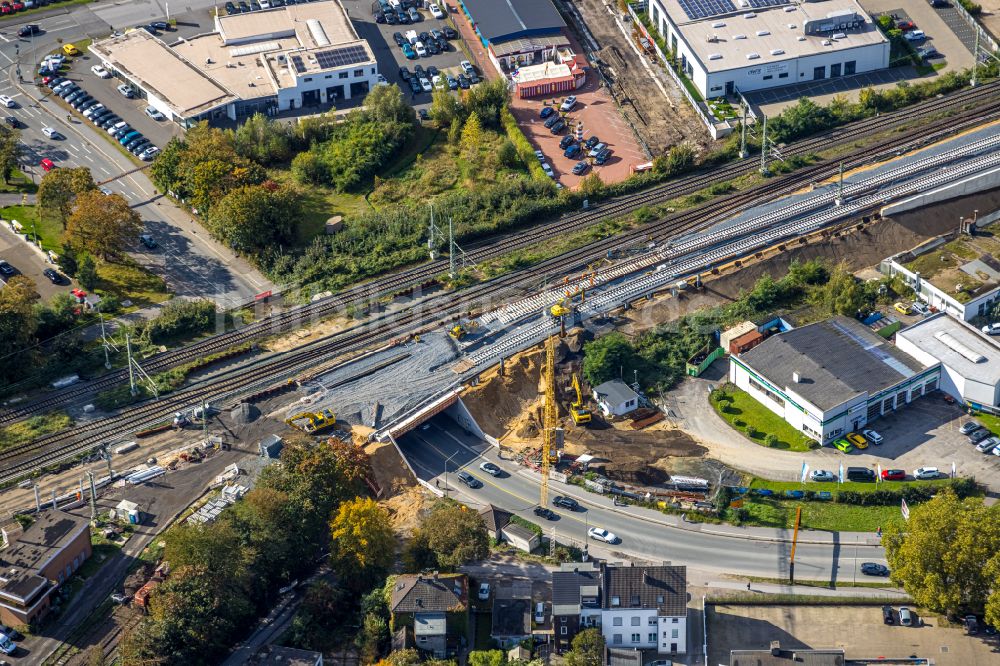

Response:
(876, 463), (882, 483)
(839, 463), (844, 484)
(952, 461), (957, 478)
(901, 497), (910, 521)
(800, 462), (809, 483)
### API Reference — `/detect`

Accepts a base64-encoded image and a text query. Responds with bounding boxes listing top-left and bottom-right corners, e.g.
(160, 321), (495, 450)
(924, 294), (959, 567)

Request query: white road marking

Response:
(67, 144), (80, 153)
(99, 166), (111, 175)
(83, 153), (94, 162)
(0, 34), (10, 43)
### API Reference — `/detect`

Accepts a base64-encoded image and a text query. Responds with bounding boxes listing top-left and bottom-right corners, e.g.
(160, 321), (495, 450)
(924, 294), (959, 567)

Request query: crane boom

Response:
(541, 336), (557, 508)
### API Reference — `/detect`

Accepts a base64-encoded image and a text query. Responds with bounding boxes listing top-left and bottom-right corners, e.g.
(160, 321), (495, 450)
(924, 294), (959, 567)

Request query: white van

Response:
(534, 602), (545, 624)
(405, 29), (418, 45)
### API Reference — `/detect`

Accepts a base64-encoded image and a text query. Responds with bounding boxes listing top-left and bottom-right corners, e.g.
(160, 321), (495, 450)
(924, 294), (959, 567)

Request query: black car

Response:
(543, 114), (559, 129)
(4, 116), (19, 129)
(398, 66), (412, 81)
(426, 65), (439, 77)
(426, 41), (440, 55)
(64, 90), (85, 103)
(418, 108), (429, 121)
(43, 268), (62, 284)
(225, 1), (236, 11)
(572, 160), (588, 175)
(385, 11), (397, 24)
(443, 26), (457, 39)
(418, 31), (429, 43)
(882, 605), (894, 625)
(585, 135), (600, 149)
(861, 562), (889, 576)
(456, 471), (481, 488)
(125, 136), (147, 151)
(469, 73), (481, 84)
(250, 0), (262, 10)
(99, 116), (121, 129)
(130, 140), (152, 155)
(17, 24), (40, 38)
(533, 506), (557, 521)
(970, 428), (990, 443)
(413, 64), (425, 78)
(373, 10), (385, 23)
(559, 135), (575, 150)
(396, 9), (409, 23)
(151, 20), (170, 31)
(238, 1), (250, 11)
(60, 87), (81, 100)
(71, 96), (94, 110)
(0, 260), (14, 276)
(552, 495), (580, 511)
(457, 74), (470, 89)
(142, 25), (159, 35)
(436, 38), (450, 52)
(408, 77), (421, 94)
(393, 32), (405, 47)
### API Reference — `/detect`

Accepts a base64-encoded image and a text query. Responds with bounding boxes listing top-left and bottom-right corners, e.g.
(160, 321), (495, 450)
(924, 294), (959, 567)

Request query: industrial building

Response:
(0, 510), (92, 627)
(90, 0), (378, 126)
(896, 313), (1000, 413)
(730, 316), (940, 443)
(645, 0), (889, 98)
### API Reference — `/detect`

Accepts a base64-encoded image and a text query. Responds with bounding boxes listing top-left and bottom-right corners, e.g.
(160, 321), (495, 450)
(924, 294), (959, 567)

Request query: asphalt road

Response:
(398, 416), (889, 583)
(0, 0), (275, 309)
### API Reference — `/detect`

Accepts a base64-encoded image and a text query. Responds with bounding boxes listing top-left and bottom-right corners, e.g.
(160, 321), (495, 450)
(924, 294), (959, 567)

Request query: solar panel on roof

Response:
(290, 55), (306, 73)
(676, 0), (737, 21)
(745, 0), (789, 8)
(314, 45), (369, 69)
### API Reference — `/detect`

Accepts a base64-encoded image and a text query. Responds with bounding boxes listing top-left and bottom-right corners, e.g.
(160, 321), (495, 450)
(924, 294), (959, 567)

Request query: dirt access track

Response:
(571, 0), (711, 154)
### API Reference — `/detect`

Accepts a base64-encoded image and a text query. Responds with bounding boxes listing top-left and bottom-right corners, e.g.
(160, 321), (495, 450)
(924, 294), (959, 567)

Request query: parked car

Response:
(559, 135), (575, 150)
(139, 234), (157, 249)
(457, 74), (470, 89)
(543, 114), (560, 129)
(904, 29), (925, 41)
(540, 106), (555, 119)
(42, 268), (62, 284)
(594, 149), (612, 165)
(429, 2), (444, 18)
(0, 260), (14, 276)
(982, 323), (1000, 336)
(549, 118), (565, 134)
(896, 20), (916, 31)
(83, 104), (105, 119)
(861, 562), (889, 576)
(588, 527), (618, 544)
(810, 470), (836, 482)
(846, 432), (867, 449)
(959, 421), (981, 435)
(478, 461), (501, 477)
(881, 468), (905, 481)
(478, 582), (490, 600)
(407, 6), (419, 21)
(833, 438), (854, 453)
(533, 506), (556, 520)
(560, 95), (578, 112)
(564, 144), (580, 159)
(588, 142), (608, 158)
(456, 470), (481, 488)
(969, 428), (990, 443)
(917, 45), (940, 59)
(975, 436), (1000, 453)
(899, 607), (913, 626)
(117, 83), (134, 98)
(0, 631), (16, 656)
(552, 495), (580, 511)
(91, 64), (111, 78)
(572, 160), (589, 175)
(862, 428), (883, 445)
(585, 135), (601, 150)
(882, 605), (895, 625)
(460, 60), (475, 76)
(893, 302), (911, 315)
(913, 466), (941, 480)
(419, 77), (432, 92)
(63, 43), (80, 56)
(443, 26), (457, 39)
(541, 162), (554, 178)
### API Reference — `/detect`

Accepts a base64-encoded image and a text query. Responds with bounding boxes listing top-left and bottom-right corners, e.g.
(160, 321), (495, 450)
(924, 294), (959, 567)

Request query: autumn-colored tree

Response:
(330, 497), (395, 590)
(205, 183), (298, 256)
(461, 111), (484, 153)
(411, 501), (489, 570)
(0, 275), (40, 378)
(38, 166), (95, 228)
(468, 651), (504, 666)
(65, 191), (143, 261)
(566, 628), (606, 666)
(0, 127), (20, 184)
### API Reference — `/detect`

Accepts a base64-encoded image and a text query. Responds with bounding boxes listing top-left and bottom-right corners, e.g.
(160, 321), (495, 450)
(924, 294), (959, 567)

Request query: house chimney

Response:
(770, 641), (781, 657)
(792, 372), (801, 383)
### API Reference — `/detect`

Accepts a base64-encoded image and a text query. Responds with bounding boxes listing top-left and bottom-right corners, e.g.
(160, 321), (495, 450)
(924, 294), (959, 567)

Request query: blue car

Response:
(563, 144), (580, 159)
(539, 106), (555, 119)
(402, 43), (416, 59)
(119, 131), (141, 145)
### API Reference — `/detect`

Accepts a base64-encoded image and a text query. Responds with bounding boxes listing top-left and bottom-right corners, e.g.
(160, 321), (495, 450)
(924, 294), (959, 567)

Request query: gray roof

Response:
(390, 574), (468, 614)
(478, 504), (512, 533)
(896, 313), (1000, 385)
(607, 648), (644, 666)
(414, 611), (446, 636)
(492, 596), (531, 638)
(603, 565), (687, 616)
(738, 316), (929, 411)
(461, 0), (566, 44)
(731, 649), (844, 666)
(501, 523), (536, 542)
(552, 569), (600, 614)
(594, 379), (639, 406)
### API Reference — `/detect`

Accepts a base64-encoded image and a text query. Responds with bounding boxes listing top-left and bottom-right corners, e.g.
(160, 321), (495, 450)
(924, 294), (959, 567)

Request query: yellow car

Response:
(847, 432), (868, 449)
(62, 43), (81, 56)
(894, 302), (911, 315)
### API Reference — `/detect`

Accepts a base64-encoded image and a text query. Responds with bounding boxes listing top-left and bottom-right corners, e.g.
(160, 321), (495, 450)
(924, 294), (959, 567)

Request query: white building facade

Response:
(882, 255), (1000, 322)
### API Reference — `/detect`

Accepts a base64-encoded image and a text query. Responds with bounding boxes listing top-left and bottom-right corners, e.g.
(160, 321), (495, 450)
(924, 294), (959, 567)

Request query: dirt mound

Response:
(462, 347), (544, 438)
(381, 486), (428, 538)
(364, 437), (417, 495)
(568, 428), (707, 484)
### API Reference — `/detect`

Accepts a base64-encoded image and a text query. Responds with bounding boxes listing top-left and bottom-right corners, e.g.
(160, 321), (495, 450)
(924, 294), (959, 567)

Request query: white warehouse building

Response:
(91, 0), (378, 126)
(646, 0), (889, 98)
(896, 313), (1000, 413)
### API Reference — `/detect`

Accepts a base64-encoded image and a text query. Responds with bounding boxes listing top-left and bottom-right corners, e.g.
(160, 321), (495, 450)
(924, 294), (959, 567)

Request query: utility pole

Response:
(759, 114), (770, 176)
(126, 334), (137, 396)
(427, 205), (440, 260)
(971, 28), (980, 87)
(33, 483), (40, 513)
(87, 470), (98, 521)
(835, 161), (844, 206)
(202, 399), (208, 434)
(739, 103), (749, 159)
(448, 217), (456, 279)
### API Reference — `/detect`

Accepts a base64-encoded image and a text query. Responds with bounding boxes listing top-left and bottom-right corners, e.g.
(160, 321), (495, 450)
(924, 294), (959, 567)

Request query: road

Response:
(398, 416), (889, 584)
(0, 0), (275, 309)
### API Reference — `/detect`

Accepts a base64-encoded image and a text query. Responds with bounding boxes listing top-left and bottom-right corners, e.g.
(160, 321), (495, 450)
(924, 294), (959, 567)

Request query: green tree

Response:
(431, 89), (463, 127)
(464, 77), (510, 128)
(0, 127), (20, 183)
(385, 649), (422, 666)
(329, 497), (396, 590)
(75, 253), (98, 290)
(413, 501), (489, 570)
(65, 191), (143, 261)
(151, 137), (186, 193)
(764, 433), (778, 447)
(578, 172), (605, 199)
(231, 112), (295, 165)
(821, 263), (865, 316)
(496, 139), (520, 169)
(461, 112), (484, 153)
(884, 489), (1000, 619)
(288, 580), (350, 653)
(38, 166), (95, 229)
(364, 84), (414, 125)
(291, 150), (327, 185)
(566, 628), (605, 666)
(0, 275), (40, 384)
(206, 184), (299, 256)
(468, 650), (505, 666)
(358, 613), (390, 664)
(582, 332), (642, 388)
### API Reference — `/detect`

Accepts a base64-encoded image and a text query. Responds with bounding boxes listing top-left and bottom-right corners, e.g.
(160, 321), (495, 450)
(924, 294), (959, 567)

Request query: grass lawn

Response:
(1, 204), (63, 253)
(0, 169), (37, 194)
(973, 411), (1000, 436)
(473, 611), (493, 650)
(712, 386), (815, 452)
(0, 412), (72, 451)
(378, 124), (440, 179)
(736, 497), (904, 532)
(747, 476), (956, 494)
(96, 259), (172, 307)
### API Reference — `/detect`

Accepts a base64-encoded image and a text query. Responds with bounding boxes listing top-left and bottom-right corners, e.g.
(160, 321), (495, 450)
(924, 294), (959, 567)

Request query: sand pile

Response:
(381, 486), (428, 538)
(364, 437), (417, 495)
(462, 347), (545, 438)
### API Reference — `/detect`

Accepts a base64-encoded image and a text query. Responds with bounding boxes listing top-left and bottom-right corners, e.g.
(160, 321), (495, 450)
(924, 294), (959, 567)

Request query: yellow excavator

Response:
(449, 320), (479, 340)
(550, 297), (574, 319)
(570, 374), (592, 425)
(285, 409), (337, 433)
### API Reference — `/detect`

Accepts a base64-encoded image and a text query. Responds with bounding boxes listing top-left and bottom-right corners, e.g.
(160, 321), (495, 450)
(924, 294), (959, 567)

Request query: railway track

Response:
(4, 101), (999, 481)
(2, 82), (996, 427)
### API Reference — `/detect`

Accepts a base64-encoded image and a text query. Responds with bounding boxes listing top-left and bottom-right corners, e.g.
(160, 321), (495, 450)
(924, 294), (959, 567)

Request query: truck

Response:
(405, 29), (418, 44)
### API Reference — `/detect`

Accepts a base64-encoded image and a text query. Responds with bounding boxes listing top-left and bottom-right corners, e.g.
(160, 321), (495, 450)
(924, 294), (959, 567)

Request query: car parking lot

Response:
(708, 604), (999, 665)
(340, 0), (470, 111)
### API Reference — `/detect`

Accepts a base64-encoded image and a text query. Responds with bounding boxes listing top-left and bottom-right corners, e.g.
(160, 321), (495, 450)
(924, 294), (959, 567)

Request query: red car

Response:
(40, 158), (55, 172)
(881, 469), (905, 481)
(11, 1), (24, 10)
(897, 20), (916, 31)
(0, 6), (12, 15)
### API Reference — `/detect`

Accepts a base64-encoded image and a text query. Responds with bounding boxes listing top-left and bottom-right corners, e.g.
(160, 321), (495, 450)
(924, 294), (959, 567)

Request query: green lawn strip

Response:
(740, 574), (903, 590)
(377, 124), (440, 178)
(712, 386), (815, 452)
(95, 259), (172, 308)
(0, 169), (37, 194)
(973, 411), (1000, 436)
(732, 497), (903, 532)
(707, 593), (907, 605)
(747, 477), (955, 494)
(0, 411), (72, 451)
(0, 204), (62, 253)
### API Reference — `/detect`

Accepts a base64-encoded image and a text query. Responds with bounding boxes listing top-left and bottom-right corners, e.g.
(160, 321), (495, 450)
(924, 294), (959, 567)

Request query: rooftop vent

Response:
(833, 32), (847, 39)
(784, 5), (796, 11)
(797, 36), (806, 41)
(307, 18), (331, 47)
(792, 372), (801, 383)
(935, 331), (986, 363)
(756, 30), (770, 36)
(746, 52), (760, 59)
(733, 34), (747, 40)
(788, 23), (797, 28)
(770, 48), (785, 55)
(712, 21), (726, 28)
(743, 12), (756, 18)
(709, 53), (723, 60)
(822, 39), (832, 45)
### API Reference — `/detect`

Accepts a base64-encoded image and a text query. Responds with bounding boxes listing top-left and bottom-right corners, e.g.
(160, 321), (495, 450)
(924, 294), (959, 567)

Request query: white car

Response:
(478, 582), (490, 600)
(429, 2), (445, 18)
(0, 631), (15, 656)
(560, 95), (578, 112)
(982, 323), (1000, 336)
(460, 60), (474, 75)
(862, 429), (883, 445)
(41, 126), (62, 139)
(44, 54), (65, 68)
(810, 470), (836, 482)
(83, 104), (105, 118)
(588, 527), (619, 544)
(0, 96), (16, 109)
(90, 65), (111, 78)
(432, 74), (445, 89)
(478, 461), (501, 477)
(117, 83), (134, 98)
(913, 467), (941, 480)
(419, 77), (432, 92)
(904, 30), (925, 42)
(534, 149), (544, 162)
(144, 106), (165, 120)
(415, 41), (428, 57)
(541, 162), (554, 178)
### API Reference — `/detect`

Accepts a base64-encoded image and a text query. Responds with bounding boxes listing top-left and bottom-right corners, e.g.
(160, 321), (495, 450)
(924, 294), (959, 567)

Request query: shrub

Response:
(135, 299), (216, 345)
(764, 434), (778, 447)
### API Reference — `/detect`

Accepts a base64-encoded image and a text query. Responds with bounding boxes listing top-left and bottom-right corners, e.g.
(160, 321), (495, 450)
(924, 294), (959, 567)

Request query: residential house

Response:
(492, 580), (532, 647)
(478, 504), (513, 542)
(0, 510), (92, 628)
(390, 573), (468, 659)
(500, 523), (539, 553)
(731, 644), (845, 666)
(601, 564), (687, 655)
(551, 562), (601, 653)
(593, 380), (641, 417)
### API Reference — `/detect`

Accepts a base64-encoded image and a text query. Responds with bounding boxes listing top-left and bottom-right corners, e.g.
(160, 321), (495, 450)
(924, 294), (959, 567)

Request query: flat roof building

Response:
(896, 313), (1000, 413)
(646, 0), (888, 98)
(0, 510), (91, 628)
(90, 0), (378, 126)
(458, 0), (573, 75)
(730, 316), (940, 443)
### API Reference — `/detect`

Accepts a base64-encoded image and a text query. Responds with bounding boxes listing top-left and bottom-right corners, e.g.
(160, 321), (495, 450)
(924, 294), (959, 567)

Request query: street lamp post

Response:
(443, 451), (459, 498)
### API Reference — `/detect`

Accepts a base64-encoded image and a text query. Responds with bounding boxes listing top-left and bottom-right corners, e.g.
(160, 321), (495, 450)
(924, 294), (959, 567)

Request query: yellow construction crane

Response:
(540, 336), (558, 508)
(285, 409), (337, 433)
(570, 374), (592, 425)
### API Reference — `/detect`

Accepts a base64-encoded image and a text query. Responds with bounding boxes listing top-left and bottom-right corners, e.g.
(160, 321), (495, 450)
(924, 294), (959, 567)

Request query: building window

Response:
(613, 634), (622, 645)
(339, 72), (349, 79)
(648, 617), (657, 625)
(371, 67), (376, 74)
(672, 629), (679, 639)
(631, 616), (640, 626)
(813, 66), (825, 79)
(845, 60), (856, 75)
(325, 74), (332, 79)
(631, 594), (640, 605)
(612, 596), (620, 607)
(561, 627), (568, 635)
(613, 617), (623, 626)
(671, 643), (678, 652)
(631, 633), (640, 643)
(561, 616), (567, 623)
(304, 77), (313, 82)
(882, 397), (894, 412)
(763, 75), (772, 80)
(672, 618), (679, 623)
(831, 63), (842, 77)
(648, 633), (656, 642)
(354, 69), (365, 77)
(749, 377), (785, 408)
(418, 636), (427, 643)
(779, 72), (788, 78)
(656, 596), (664, 604)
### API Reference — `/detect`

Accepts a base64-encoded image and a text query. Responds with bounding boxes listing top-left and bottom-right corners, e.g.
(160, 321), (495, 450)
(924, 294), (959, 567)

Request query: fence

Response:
(952, 1), (1000, 56)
